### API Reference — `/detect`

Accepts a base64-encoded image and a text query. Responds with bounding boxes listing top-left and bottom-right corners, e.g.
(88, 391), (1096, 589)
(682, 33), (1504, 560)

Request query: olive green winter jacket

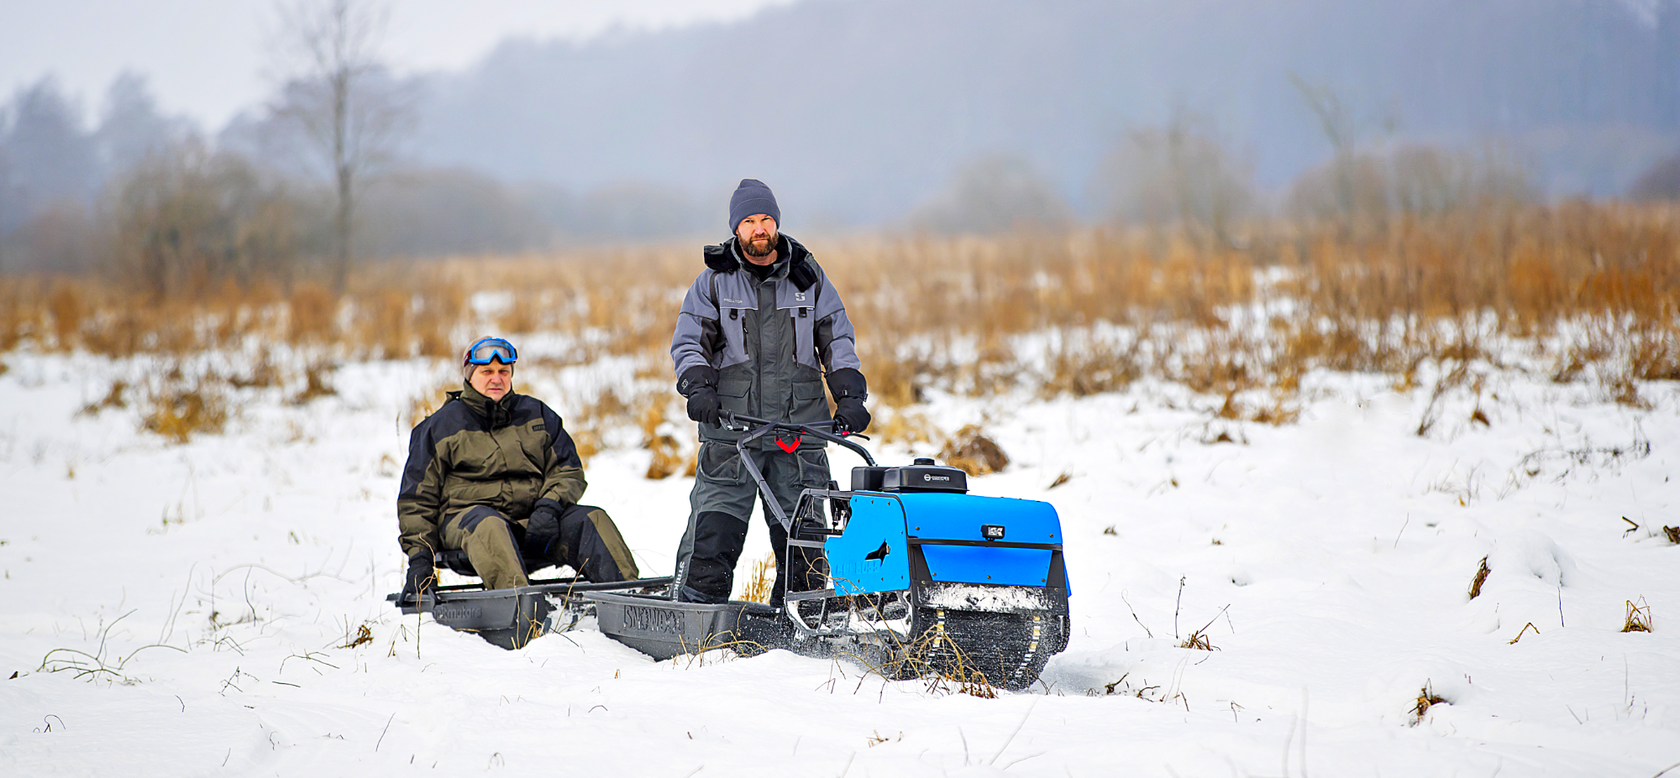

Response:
(396, 383), (587, 562)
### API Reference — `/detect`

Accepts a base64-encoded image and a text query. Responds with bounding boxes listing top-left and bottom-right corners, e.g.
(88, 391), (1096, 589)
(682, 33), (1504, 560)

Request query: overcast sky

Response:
(0, 0), (798, 130)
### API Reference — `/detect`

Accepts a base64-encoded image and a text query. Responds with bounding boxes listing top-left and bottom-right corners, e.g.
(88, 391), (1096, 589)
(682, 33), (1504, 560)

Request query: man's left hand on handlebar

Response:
(833, 398), (870, 436)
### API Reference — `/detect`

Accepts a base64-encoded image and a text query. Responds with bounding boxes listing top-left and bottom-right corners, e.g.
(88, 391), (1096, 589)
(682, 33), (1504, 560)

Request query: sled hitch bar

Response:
(387, 575), (675, 609)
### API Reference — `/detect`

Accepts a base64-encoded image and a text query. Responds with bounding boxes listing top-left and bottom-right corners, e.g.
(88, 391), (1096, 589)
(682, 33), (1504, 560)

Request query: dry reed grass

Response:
(641, 402), (686, 479)
(871, 408), (942, 448)
(79, 380), (129, 416)
(404, 374), (460, 428)
(289, 362), (337, 405)
(938, 426), (1010, 476)
(1179, 630), (1214, 651)
(888, 628), (998, 698)
(1622, 597), (1653, 633)
(739, 553), (776, 604)
(1468, 556), (1491, 600)
(3, 202), (1676, 450)
(141, 380), (229, 443)
(288, 283), (337, 343)
(46, 281), (85, 349)
(228, 348), (284, 389)
(1412, 684), (1447, 723)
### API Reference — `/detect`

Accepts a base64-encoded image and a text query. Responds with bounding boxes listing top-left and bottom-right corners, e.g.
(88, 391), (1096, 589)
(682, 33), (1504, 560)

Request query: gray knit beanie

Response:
(728, 179), (780, 233)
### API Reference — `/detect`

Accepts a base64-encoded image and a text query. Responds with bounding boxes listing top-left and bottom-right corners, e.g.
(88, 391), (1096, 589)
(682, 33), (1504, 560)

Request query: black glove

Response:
(401, 557), (434, 604)
(826, 368), (870, 435)
(679, 365), (722, 427)
(525, 506), (561, 557)
(833, 397), (871, 435)
(677, 365), (718, 396)
(687, 388), (721, 427)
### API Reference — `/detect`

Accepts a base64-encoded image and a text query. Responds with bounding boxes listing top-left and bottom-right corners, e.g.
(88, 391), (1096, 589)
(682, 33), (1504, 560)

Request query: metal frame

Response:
(718, 413), (882, 637)
(720, 412), (875, 532)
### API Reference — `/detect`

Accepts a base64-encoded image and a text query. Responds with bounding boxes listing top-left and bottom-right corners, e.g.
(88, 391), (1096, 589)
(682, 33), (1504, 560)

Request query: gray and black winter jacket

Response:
(670, 234), (865, 447)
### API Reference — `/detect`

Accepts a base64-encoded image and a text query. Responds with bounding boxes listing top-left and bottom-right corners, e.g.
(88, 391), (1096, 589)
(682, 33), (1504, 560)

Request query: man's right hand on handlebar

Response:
(679, 366), (722, 427)
(686, 388), (722, 427)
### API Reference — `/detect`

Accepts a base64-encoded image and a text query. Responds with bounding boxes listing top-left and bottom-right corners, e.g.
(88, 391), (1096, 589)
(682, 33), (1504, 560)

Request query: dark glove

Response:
(833, 397), (871, 435)
(679, 365), (722, 427)
(686, 388), (721, 427)
(525, 506), (561, 557)
(401, 557), (435, 604)
(826, 368), (870, 435)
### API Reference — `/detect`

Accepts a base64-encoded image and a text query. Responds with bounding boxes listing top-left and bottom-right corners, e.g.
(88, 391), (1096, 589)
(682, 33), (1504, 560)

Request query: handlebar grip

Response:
(718, 410), (755, 431)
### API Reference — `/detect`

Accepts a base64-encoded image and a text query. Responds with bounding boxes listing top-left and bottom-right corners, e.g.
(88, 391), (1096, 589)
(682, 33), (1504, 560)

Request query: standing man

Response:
(670, 179), (871, 605)
(398, 336), (639, 603)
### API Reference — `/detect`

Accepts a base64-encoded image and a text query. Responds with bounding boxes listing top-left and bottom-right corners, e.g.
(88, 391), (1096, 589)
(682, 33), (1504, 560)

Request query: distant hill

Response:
(411, 0), (1680, 228)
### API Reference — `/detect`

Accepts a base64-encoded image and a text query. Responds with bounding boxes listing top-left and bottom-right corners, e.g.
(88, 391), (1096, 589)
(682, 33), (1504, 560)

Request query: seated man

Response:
(397, 336), (639, 603)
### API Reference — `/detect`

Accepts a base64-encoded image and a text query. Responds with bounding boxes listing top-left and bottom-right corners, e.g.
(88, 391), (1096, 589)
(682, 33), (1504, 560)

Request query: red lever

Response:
(775, 433), (801, 453)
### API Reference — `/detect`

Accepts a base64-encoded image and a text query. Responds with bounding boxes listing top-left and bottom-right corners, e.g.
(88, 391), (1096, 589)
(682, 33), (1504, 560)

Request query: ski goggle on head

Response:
(463, 337), (518, 366)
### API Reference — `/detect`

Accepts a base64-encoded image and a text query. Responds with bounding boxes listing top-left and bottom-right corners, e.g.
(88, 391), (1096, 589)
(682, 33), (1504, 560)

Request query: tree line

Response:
(4, 0), (1676, 302)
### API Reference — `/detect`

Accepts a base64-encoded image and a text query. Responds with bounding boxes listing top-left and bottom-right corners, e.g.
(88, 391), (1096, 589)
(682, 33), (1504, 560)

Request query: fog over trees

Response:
(414, 0), (1680, 224)
(3, 0), (1679, 273)
(0, 75), (186, 273)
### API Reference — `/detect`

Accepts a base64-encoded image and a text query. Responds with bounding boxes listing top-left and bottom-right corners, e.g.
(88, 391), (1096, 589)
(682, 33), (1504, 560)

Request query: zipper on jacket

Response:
(745, 297), (759, 418)
(783, 307), (798, 420)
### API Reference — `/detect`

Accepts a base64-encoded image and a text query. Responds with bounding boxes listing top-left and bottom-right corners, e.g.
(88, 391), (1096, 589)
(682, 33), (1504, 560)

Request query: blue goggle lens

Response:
(464, 337), (518, 365)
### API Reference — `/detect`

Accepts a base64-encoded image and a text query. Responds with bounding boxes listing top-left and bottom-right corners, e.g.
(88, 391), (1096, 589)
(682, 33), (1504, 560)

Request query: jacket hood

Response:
(703, 233), (818, 292)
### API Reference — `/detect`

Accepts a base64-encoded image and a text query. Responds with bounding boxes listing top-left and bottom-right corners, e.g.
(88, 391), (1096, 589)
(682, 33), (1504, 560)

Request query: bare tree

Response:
(1630, 153), (1680, 201)
(1287, 142), (1536, 226)
(268, 0), (412, 291)
(910, 154), (1073, 235)
(97, 72), (193, 177)
(1289, 73), (1361, 223)
(1095, 107), (1255, 249)
(0, 112), (11, 275)
(106, 139), (300, 300)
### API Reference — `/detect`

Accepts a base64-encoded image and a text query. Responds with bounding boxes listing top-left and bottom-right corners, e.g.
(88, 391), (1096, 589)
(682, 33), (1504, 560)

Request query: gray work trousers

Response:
(672, 441), (830, 603)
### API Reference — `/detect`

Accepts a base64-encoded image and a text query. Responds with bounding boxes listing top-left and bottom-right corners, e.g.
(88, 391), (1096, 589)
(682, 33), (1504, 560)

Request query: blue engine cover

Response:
(824, 492), (1066, 596)
(897, 493), (1062, 543)
(824, 494), (912, 596)
(919, 545), (1056, 588)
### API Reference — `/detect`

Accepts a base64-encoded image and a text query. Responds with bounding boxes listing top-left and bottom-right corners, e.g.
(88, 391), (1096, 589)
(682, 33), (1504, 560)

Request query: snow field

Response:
(1, 348), (1678, 777)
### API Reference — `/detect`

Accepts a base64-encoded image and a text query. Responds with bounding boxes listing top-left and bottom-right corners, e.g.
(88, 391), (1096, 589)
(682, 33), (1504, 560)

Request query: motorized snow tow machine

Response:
(390, 414), (1070, 690)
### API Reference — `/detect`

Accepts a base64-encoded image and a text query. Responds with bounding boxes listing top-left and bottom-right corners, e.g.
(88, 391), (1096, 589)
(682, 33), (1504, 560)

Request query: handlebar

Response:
(719, 412), (877, 530)
(719, 413), (872, 462)
(718, 412), (828, 434)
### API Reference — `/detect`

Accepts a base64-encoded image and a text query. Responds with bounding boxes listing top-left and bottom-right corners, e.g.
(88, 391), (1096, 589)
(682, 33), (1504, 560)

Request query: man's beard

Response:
(741, 231), (777, 258)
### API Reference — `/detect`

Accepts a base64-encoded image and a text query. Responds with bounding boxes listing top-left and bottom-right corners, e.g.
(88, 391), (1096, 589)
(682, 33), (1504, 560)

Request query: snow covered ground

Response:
(1, 347), (1677, 777)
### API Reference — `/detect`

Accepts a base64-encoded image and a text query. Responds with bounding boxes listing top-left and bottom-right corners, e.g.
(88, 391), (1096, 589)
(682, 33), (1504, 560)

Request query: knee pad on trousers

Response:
(685, 511), (748, 600)
(568, 505), (639, 582)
